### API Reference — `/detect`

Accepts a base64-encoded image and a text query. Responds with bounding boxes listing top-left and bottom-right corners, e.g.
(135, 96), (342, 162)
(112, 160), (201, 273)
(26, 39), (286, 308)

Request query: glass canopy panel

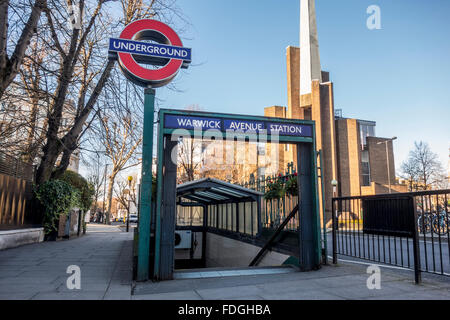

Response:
(184, 194), (212, 203)
(195, 191), (228, 201)
(212, 187), (248, 198)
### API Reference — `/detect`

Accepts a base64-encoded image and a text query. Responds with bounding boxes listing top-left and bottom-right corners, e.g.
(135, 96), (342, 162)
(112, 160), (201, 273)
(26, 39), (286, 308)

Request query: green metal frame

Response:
(136, 88), (155, 281)
(138, 108), (321, 280)
(318, 150), (328, 264)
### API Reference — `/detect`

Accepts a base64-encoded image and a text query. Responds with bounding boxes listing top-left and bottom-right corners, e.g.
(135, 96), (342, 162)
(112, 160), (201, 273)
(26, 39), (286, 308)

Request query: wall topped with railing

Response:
(0, 151), (35, 182)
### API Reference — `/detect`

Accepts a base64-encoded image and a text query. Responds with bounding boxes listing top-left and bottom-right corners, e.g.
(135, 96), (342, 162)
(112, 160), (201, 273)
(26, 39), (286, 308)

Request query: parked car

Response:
(129, 214), (138, 223)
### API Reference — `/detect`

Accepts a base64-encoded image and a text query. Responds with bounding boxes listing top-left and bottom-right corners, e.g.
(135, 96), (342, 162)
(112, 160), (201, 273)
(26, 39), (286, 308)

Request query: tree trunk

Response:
(35, 138), (63, 185)
(35, 1), (107, 185)
(105, 173), (116, 225)
(50, 59), (115, 181)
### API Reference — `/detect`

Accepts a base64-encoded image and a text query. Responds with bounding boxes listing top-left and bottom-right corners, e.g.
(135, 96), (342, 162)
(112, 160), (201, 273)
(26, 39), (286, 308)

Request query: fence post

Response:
(411, 196), (421, 284)
(332, 198), (337, 264)
(77, 209), (82, 237)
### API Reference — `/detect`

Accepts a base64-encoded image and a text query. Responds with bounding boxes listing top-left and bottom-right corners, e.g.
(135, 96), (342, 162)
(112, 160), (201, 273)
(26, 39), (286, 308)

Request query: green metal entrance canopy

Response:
(177, 178), (263, 205)
(137, 108), (322, 281)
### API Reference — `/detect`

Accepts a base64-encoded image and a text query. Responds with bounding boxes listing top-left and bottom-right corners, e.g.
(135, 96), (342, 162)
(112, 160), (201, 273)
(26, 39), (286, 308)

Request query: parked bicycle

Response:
(417, 206), (449, 235)
(417, 210), (432, 234)
(431, 206), (449, 235)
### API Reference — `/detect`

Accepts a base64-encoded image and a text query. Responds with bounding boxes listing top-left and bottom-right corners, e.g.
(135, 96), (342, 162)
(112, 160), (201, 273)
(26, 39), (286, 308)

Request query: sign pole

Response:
(137, 87), (155, 281)
(108, 19), (191, 282)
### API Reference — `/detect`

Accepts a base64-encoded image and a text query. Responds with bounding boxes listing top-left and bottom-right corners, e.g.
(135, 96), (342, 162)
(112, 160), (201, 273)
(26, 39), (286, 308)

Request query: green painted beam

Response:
(136, 88), (155, 281)
(153, 110), (166, 279)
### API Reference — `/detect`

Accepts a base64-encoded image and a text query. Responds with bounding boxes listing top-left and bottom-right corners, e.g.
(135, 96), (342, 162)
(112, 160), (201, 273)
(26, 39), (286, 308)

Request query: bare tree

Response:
(401, 141), (447, 190)
(83, 151), (106, 220)
(401, 157), (420, 192)
(1, 0), (187, 188)
(178, 137), (204, 183)
(34, 0), (116, 185)
(88, 70), (143, 224)
(176, 105), (206, 183)
(2, 0), (179, 182)
(114, 175), (137, 220)
(0, 0), (47, 99)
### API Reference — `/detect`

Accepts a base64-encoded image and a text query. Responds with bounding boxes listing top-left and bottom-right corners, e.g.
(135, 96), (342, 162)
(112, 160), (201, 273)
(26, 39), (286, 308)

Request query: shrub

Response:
(264, 175), (285, 200)
(264, 173), (299, 200)
(36, 180), (80, 235)
(59, 170), (95, 211)
(285, 173), (298, 197)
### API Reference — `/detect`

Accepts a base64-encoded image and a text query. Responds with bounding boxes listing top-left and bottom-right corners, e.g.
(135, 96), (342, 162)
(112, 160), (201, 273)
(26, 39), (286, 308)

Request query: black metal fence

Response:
(332, 189), (450, 283)
(0, 150), (35, 182)
(240, 163), (299, 232)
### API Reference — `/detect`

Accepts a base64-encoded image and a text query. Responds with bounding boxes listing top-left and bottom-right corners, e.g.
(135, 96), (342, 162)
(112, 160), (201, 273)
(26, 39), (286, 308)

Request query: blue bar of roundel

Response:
(109, 38), (192, 61)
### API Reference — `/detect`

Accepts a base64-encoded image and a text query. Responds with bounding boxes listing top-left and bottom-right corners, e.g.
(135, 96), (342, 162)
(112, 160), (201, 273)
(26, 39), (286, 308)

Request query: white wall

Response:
(205, 232), (291, 268)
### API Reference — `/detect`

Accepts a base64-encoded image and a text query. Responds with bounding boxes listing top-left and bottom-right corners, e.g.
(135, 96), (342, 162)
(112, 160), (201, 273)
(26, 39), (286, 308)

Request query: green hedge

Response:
(36, 180), (80, 235)
(35, 171), (94, 236)
(59, 170), (95, 211)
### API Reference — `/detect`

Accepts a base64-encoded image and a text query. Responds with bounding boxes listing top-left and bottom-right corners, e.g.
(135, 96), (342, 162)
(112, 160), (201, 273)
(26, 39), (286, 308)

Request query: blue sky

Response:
(153, 0), (449, 171)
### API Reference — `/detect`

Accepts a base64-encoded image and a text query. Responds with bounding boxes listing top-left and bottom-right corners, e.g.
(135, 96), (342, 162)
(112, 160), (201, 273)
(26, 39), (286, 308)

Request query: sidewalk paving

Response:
(1, 223), (450, 300)
(132, 262), (450, 300)
(0, 223), (133, 300)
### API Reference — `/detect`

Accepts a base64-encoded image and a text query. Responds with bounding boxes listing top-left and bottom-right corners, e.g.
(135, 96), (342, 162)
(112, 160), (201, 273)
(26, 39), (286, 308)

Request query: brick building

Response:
(264, 0), (406, 226)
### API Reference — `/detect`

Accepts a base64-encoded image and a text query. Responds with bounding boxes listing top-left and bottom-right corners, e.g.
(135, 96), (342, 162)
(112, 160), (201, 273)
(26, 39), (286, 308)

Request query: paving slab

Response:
(133, 261), (450, 300)
(259, 289), (344, 300)
(0, 224), (134, 300)
(196, 285), (262, 300)
(132, 290), (203, 300)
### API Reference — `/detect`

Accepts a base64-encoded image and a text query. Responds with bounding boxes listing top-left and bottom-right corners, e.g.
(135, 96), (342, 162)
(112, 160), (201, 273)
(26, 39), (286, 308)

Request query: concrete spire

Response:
(300, 0), (322, 95)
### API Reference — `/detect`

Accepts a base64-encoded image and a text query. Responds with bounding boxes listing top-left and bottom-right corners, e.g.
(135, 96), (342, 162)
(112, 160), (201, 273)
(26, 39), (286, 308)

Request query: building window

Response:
(361, 150), (371, 186)
(358, 120), (376, 149)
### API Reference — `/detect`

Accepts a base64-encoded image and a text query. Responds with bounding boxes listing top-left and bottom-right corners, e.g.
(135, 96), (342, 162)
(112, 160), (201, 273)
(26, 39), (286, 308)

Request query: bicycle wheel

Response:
(432, 214), (448, 235)
(418, 214), (432, 234)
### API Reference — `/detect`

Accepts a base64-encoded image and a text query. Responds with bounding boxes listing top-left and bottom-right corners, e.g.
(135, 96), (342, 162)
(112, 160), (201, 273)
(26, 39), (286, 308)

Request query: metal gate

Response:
(332, 189), (450, 283)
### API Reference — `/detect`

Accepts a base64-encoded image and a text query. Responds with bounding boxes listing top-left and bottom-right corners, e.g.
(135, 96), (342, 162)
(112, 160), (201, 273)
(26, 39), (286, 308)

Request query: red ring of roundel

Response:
(118, 19), (183, 83)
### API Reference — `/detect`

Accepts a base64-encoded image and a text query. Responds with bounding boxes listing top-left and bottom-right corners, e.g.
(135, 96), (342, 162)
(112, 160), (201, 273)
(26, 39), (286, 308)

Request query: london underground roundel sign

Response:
(108, 19), (191, 88)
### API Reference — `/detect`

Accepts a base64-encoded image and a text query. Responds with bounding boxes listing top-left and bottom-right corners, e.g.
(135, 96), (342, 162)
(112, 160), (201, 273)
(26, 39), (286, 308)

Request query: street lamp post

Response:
(331, 179), (338, 198)
(102, 163), (108, 223)
(377, 137), (397, 193)
(127, 176), (133, 232)
(331, 179), (338, 264)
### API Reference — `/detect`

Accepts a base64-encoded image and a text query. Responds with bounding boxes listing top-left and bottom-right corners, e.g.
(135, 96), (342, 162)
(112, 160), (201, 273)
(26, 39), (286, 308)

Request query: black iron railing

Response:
(240, 163), (299, 232)
(332, 189), (450, 283)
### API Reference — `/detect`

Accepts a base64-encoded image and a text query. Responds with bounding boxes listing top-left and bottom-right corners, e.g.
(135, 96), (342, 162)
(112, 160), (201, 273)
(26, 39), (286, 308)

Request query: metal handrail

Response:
(249, 204), (299, 267)
(333, 189), (450, 201)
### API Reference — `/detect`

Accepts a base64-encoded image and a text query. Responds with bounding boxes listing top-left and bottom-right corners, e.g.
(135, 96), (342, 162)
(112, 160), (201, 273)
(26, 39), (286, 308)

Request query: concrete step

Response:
(173, 265), (297, 279)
